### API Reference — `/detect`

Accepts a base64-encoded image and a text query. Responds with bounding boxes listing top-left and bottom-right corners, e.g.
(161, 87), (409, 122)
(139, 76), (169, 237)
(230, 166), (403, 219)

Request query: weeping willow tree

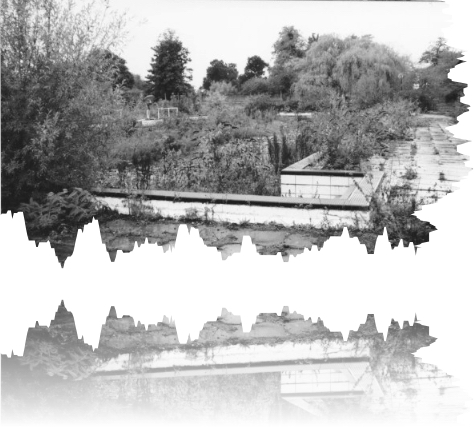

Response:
(293, 35), (411, 109)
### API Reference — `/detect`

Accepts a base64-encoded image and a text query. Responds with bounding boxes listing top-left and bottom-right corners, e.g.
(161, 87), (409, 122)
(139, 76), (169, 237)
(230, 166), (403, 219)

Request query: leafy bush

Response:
(1, 0), (128, 211)
(202, 91), (228, 116)
(20, 188), (102, 232)
(169, 93), (200, 115)
(244, 95), (281, 117)
(370, 184), (434, 247)
(153, 127), (280, 196)
(209, 81), (237, 96)
(240, 77), (270, 96)
(283, 98), (416, 170)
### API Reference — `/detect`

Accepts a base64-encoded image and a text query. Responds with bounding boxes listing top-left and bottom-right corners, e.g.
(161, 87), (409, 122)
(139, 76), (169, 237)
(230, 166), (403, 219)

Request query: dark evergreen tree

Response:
(146, 30), (193, 100)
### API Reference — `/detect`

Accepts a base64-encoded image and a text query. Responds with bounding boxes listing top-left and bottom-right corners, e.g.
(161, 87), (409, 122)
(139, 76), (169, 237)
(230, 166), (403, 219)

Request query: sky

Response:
(109, 0), (451, 89)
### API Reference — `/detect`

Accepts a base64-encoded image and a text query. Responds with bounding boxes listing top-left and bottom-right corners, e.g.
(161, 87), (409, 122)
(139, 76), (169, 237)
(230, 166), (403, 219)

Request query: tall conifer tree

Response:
(146, 30), (192, 100)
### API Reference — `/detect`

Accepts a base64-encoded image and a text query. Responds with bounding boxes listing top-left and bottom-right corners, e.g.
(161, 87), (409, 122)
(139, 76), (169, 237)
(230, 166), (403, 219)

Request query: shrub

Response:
(244, 95), (279, 117)
(20, 188), (102, 233)
(169, 93), (200, 114)
(370, 184), (434, 247)
(403, 167), (418, 181)
(209, 81), (237, 96)
(1, 0), (128, 211)
(202, 91), (228, 116)
(240, 77), (270, 96)
(278, 98), (416, 171)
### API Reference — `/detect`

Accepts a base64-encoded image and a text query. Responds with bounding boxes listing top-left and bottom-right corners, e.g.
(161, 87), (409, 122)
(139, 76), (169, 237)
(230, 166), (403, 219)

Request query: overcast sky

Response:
(111, 0), (451, 88)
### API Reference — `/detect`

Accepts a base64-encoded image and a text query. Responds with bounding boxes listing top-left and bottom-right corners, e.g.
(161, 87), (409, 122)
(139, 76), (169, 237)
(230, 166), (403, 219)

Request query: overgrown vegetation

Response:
(270, 98), (416, 171)
(105, 118), (280, 195)
(20, 188), (102, 233)
(1, 0), (129, 211)
(1, 2), (465, 246)
(370, 183), (435, 248)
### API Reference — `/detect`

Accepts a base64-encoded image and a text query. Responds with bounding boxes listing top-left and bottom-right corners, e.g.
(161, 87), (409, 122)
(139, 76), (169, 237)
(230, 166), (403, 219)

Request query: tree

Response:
(272, 26), (306, 64)
(133, 74), (147, 91)
(293, 34), (410, 109)
(89, 49), (135, 89)
(268, 26), (306, 96)
(419, 37), (451, 66)
(105, 50), (135, 89)
(202, 59), (238, 90)
(417, 38), (466, 114)
(1, 0), (129, 211)
(146, 29), (193, 100)
(239, 55), (269, 85)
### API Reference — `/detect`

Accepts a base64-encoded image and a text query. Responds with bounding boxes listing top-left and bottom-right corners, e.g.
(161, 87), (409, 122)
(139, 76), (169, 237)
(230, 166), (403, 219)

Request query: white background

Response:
(0, 1), (473, 425)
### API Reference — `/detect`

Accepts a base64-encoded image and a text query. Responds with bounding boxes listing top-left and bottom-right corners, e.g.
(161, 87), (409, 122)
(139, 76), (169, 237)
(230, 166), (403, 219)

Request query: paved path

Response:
(370, 114), (470, 205)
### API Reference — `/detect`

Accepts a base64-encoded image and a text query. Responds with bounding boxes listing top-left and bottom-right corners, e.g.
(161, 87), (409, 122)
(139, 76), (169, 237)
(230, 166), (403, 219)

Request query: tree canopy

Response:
(272, 26), (306, 64)
(202, 59), (239, 90)
(239, 55), (269, 85)
(1, 0), (129, 210)
(103, 50), (135, 90)
(268, 26), (306, 96)
(293, 34), (410, 108)
(89, 49), (135, 89)
(420, 37), (453, 66)
(416, 38), (465, 111)
(146, 29), (193, 100)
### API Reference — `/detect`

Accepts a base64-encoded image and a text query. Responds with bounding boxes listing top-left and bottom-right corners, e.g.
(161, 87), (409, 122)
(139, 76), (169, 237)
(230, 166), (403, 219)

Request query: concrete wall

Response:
(281, 174), (362, 199)
(280, 154), (366, 199)
(95, 340), (371, 376)
(96, 195), (370, 229)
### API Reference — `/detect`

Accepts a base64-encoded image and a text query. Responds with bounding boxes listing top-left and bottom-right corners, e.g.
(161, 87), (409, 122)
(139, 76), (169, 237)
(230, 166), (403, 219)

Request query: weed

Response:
(20, 188), (102, 232)
(370, 182), (435, 248)
(319, 209), (331, 231)
(128, 194), (154, 218)
(351, 212), (364, 230)
(203, 206), (215, 223)
(182, 207), (200, 221)
(403, 166), (418, 181)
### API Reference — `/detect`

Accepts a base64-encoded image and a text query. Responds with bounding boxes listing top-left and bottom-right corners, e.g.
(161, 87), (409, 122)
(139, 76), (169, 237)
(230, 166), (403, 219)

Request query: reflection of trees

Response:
(21, 341), (97, 381)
